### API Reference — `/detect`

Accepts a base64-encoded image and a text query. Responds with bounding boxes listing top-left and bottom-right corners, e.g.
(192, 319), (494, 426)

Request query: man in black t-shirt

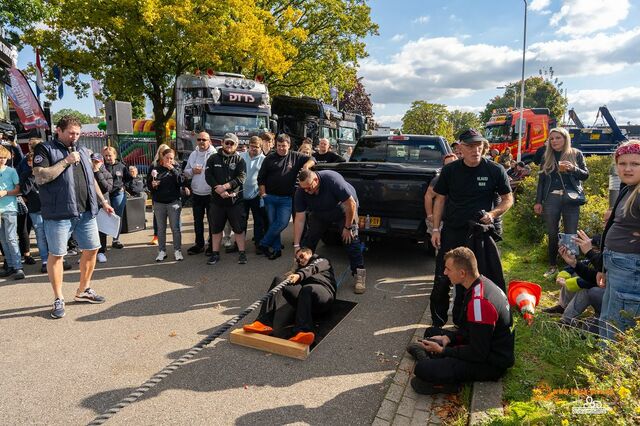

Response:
(430, 129), (513, 327)
(257, 134), (315, 259)
(293, 169), (366, 294)
(313, 138), (345, 164)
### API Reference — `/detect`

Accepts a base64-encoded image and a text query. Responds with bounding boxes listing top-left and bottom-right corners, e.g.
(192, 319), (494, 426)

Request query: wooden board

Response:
(230, 329), (310, 360)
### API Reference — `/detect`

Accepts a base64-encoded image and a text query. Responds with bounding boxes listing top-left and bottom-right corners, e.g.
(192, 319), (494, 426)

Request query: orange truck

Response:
(483, 107), (556, 163)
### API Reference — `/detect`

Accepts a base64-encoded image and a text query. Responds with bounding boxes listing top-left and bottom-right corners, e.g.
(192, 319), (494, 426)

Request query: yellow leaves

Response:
(618, 386), (631, 400)
(561, 419), (569, 426)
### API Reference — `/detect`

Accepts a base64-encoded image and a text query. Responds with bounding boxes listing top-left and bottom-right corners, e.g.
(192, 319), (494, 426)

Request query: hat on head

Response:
(458, 128), (487, 144)
(90, 153), (103, 161)
(223, 133), (239, 144)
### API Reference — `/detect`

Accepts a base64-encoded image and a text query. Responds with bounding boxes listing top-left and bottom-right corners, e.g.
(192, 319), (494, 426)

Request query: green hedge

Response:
(509, 156), (612, 244)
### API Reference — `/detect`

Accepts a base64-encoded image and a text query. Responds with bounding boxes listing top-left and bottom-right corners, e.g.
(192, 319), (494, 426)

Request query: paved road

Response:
(0, 210), (434, 425)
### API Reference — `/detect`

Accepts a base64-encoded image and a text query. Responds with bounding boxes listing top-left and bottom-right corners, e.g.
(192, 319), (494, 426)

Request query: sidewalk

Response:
(371, 296), (449, 425)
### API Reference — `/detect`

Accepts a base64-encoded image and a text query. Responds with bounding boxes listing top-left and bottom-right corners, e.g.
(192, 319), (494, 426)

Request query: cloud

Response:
(390, 34), (405, 42)
(360, 28), (640, 106)
(412, 16), (430, 24)
(550, 0), (630, 36)
(569, 87), (640, 124)
(375, 114), (404, 128)
(530, 0), (551, 12)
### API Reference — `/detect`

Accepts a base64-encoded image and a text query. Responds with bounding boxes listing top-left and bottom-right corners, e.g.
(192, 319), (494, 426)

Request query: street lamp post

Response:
(517, 0), (528, 162)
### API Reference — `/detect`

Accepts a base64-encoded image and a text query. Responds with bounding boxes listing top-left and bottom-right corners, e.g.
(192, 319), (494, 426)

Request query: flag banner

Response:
(52, 65), (63, 99)
(35, 49), (45, 97)
(91, 79), (104, 117)
(7, 67), (49, 130)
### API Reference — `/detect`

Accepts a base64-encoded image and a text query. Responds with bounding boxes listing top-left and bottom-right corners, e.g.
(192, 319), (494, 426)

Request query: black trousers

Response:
(17, 212), (32, 255)
(257, 276), (334, 333)
(192, 193), (212, 248)
(430, 225), (469, 327)
(415, 327), (506, 384)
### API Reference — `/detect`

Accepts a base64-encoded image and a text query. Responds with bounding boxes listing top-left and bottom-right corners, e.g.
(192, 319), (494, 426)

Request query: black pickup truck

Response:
(316, 134), (451, 247)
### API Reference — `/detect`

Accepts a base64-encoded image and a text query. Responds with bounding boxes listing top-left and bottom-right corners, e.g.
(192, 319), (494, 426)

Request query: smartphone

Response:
(558, 233), (579, 256)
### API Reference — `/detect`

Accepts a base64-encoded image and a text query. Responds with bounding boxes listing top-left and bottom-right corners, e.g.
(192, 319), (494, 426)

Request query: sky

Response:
(15, 0), (640, 129)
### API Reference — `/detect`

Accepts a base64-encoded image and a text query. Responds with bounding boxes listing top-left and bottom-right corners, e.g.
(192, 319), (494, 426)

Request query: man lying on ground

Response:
(243, 247), (336, 346)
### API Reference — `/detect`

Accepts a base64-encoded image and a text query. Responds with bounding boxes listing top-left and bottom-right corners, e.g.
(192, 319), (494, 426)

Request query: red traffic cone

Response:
(507, 280), (542, 325)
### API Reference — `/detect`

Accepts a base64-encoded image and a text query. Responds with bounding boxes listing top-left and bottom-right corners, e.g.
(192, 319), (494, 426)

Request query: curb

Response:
(469, 380), (504, 425)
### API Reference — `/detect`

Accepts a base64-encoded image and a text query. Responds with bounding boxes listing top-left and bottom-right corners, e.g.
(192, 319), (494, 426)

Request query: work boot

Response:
(406, 342), (429, 361)
(354, 268), (366, 294)
(289, 331), (315, 345)
(410, 377), (460, 395)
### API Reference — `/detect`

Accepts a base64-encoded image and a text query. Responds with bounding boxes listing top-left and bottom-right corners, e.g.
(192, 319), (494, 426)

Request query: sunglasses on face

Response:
(224, 141), (236, 146)
(197, 138), (209, 142)
(296, 255), (306, 262)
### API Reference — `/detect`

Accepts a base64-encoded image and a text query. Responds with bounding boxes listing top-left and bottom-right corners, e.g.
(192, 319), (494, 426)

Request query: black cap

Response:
(458, 128), (487, 144)
(90, 153), (103, 161)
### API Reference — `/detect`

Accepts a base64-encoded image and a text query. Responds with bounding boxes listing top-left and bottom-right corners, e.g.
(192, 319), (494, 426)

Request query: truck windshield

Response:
(339, 127), (356, 143)
(204, 114), (268, 134)
(351, 139), (444, 165)
(484, 124), (511, 143)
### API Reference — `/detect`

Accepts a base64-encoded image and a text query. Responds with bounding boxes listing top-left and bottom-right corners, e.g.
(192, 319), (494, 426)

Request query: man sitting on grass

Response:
(243, 247), (336, 346)
(407, 247), (515, 395)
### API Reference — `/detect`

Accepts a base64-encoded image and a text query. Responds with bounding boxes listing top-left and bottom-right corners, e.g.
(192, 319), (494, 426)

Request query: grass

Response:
(491, 210), (600, 424)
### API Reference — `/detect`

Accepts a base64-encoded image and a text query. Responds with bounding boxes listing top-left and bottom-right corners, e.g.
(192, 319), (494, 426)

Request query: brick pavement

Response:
(371, 302), (448, 425)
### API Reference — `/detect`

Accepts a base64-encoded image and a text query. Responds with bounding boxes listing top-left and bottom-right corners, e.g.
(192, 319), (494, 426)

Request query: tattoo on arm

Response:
(33, 162), (68, 186)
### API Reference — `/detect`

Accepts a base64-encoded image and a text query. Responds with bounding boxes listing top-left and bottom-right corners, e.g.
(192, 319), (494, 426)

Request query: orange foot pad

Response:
(289, 331), (315, 345)
(243, 321), (273, 335)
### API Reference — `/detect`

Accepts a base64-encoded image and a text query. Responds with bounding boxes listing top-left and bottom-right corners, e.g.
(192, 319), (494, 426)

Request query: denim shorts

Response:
(44, 211), (101, 256)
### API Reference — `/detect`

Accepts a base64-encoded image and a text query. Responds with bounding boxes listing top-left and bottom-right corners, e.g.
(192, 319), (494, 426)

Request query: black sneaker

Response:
(255, 245), (265, 256)
(13, 269), (25, 280)
(74, 288), (106, 304)
(23, 255), (36, 265)
(112, 240), (124, 249)
(207, 253), (220, 265)
(204, 245), (213, 256)
(0, 268), (16, 278)
(410, 377), (460, 395)
(543, 304), (565, 315)
(238, 252), (247, 264)
(51, 298), (65, 319)
(41, 264), (48, 274)
(406, 342), (429, 361)
(225, 242), (239, 253)
(63, 260), (72, 271)
(187, 245), (204, 255)
(268, 250), (282, 260)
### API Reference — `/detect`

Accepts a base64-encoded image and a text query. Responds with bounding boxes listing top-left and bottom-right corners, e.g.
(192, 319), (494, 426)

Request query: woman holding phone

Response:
(534, 128), (589, 279)
(147, 148), (183, 262)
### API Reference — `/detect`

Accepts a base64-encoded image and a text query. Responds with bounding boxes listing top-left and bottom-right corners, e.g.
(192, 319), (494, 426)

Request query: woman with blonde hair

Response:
(148, 143), (171, 245)
(598, 141), (640, 339)
(534, 127), (589, 279)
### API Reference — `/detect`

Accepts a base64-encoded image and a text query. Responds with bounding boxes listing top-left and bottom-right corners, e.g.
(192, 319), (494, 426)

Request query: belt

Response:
(550, 190), (564, 195)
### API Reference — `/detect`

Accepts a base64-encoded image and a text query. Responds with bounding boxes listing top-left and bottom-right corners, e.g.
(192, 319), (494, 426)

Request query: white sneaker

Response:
(97, 253), (107, 263)
(354, 268), (366, 294)
(156, 250), (167, 262)
(174, 250), (184, 261)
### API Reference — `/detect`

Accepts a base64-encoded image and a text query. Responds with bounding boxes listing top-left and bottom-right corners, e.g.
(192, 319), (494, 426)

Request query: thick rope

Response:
(87, 278), (291, 425)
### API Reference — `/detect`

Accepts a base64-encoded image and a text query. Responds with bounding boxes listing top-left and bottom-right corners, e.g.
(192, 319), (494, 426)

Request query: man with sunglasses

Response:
(243, 247), (337, 346)
(184, 131), (216, 255)
(293, 169), (366, 294)
(205, 133), (247, 265)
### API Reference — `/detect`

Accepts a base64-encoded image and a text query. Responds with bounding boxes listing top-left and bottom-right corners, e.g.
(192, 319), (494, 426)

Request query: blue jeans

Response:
(0, 212), (22, 270)
(244, 196), (266, 246)
(260, 194), (292, 251)
(599, 249), (640, 340)
(110, 190), (126, 239)
(29, 212), (48, 262)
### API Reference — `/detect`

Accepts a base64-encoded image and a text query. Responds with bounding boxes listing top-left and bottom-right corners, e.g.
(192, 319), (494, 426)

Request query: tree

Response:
(0, 0), (51, 46)
(480, 76), (567, 123)
(27, 0), (301, 144)
(401, 101), (454, 141)
(447, 110), (482, 139)
(261, 0), (378, 100)
(52, 108), (94, 125)
(340, 77), (373, 116)
(26, 0), (376, 145)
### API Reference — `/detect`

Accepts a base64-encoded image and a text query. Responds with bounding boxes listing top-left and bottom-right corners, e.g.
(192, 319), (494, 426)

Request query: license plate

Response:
(358, 215), (381, 228)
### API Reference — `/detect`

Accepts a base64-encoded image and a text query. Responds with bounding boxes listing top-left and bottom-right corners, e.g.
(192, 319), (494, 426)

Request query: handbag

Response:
(558, 173), (586, 206)
(17, 197), (28, 215)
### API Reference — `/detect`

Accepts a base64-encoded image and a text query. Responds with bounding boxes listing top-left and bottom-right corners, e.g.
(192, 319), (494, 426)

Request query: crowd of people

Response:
(1, 116), (638, 397)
